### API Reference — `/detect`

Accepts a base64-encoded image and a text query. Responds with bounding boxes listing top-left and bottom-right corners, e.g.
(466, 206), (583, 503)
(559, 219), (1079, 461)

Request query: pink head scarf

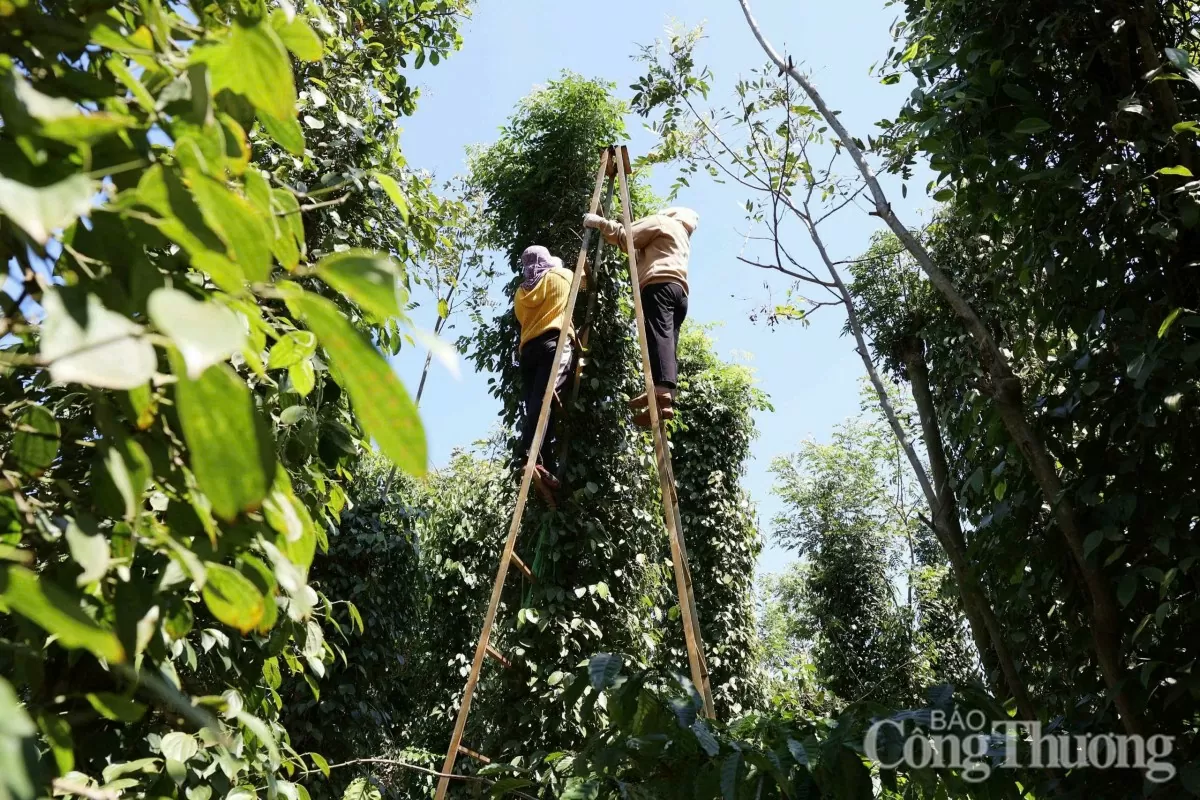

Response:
(521, 245), (561, 290)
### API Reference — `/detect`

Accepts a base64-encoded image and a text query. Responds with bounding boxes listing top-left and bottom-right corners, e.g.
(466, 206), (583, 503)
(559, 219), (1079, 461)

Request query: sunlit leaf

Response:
(40, 289), (156, 390)
(11, 405), (58, 474)
(373, 172), (410, 223)
(170, 352), (276, 520)
(202, 564), (265, 634)
(149, 288), (246, 379)
(198, 19), (297, 121)
(314, 250), (405, 320)
(271, 12), (323, 62)
(287, 289), (426, 475)
(187, 170), (274, 283)
(0, 172), (95, 245)
(86, 692), (146, 722)
(268, 331), (317, 369)
(0, 566), (124, 662)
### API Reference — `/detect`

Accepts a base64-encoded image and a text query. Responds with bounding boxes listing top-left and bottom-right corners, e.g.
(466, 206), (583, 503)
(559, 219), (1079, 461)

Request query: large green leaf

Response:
(187, 170), (274, 283)
(86, 692), (147, 722)
(0, 172), (95, 245)
(0, 676), (39, 800)
(588, 652), (623, 690)
(271, 12), (323, 62)
(160, 732), (199, 763)
(342, 778), (381, 800)
(202, 563), (265, 634)
(373, 172), (410, 223)
(11, 405), (58, 474)
(263, 469), (317, 573)
(199, 19), (297, 122)
(314, 250), (406, 320)
(170, 351), (276, 521)
(267, 331), (317, 369)
(40, 288), (157, 390)
(0, 565), (125, 662)
(64, 516), (110, 587)
(287, 289), (426, 475)
(148, 288), (245, 379)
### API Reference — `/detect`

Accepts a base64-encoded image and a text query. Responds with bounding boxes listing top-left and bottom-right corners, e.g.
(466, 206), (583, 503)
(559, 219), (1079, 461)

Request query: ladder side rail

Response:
(434, 148), (614, 799)
(556, 170), (617, 475)
(612, 147), (715, 719)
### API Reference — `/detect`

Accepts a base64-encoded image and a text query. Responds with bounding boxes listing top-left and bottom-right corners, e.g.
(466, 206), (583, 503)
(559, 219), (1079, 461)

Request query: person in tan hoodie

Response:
(513, 245), (574, 501)
(583, 206), (699, 427)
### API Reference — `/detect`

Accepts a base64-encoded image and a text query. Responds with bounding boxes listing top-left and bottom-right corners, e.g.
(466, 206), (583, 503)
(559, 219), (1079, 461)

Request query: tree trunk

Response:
(901, 338), (1038, 723)
(736, 0), (1144, 736)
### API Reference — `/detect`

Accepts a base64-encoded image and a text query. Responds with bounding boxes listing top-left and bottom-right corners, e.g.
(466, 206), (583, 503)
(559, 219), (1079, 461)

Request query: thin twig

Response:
(296, 193), (352, 213)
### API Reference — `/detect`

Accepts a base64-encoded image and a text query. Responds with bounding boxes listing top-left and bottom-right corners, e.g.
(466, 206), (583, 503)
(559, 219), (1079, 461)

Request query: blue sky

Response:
(394, 0), (932, 576)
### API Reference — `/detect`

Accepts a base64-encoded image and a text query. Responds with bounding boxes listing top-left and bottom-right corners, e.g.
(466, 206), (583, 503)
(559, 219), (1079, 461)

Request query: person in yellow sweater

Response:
(583, 207), (699, 427)
(514, 245), (574, 499)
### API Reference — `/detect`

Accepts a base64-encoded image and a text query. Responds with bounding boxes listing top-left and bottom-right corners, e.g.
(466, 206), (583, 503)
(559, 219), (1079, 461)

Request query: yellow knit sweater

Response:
(515, 266), (573, 348)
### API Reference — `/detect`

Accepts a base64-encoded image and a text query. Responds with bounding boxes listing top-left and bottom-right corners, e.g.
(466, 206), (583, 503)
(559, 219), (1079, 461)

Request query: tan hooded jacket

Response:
(599, 207), (698, 294)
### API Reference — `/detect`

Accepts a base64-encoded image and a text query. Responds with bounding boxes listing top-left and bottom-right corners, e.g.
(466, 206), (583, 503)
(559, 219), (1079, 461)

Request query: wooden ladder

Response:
(434, 145), (714, 799)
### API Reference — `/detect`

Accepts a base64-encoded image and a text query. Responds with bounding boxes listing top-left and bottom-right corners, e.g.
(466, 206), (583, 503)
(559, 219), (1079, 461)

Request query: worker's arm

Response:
(584, 214), (664, 252)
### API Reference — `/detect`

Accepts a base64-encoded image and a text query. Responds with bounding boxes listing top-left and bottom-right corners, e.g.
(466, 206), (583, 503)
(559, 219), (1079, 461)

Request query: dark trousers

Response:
(642, 282), (688, 390)
(518, 329), (572, 474)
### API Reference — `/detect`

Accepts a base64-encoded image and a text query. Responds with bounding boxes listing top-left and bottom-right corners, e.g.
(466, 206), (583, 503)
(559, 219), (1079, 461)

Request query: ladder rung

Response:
(458, 745), (491, 764)
(485, 644), (512, 669)
(509, 553), (534, 581)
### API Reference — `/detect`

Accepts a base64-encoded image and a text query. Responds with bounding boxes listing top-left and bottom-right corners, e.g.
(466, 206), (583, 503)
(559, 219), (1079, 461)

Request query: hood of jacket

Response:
(659, 207), (699, 234)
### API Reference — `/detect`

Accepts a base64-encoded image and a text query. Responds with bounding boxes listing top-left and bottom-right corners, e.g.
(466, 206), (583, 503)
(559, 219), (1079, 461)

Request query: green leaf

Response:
(692, 719), (720, 757)
(1155, 165), (1193, 177)
(268, 331), (318, 369)
(160, 732), (199, 763)
(1014, 118), (1050, 135)
(720, 751), (741, 800)
(11, 405), (58, 474)
(559, 779), (599, 800)
(39, 289), (157, 390)
(36, 713), (73, 774)
(1172, 120), (1200, 135)
(787, 737), (809, 766)
(1164, 47), (1200, 92)
(287, 289), (426, 475)
(149, 288), (246, 379)
(0, 172), (94, 245)
(587, 652), (622, 690)
(547, 670), (564, 686)
(314, 250), (405, 320)
(1118, 573), (1137, 607)
(342, 778), (381, 800)
(309, 752), (330, 779)
(171, 353), (276, 521)
(271, 12), (323, 62)
(202, 563), (265, 634)
(259, 111), (306, 156)
(489, 778), (534, 797)
(993, 480), (1007, 501)
(289, 360), (316, 397)
(263, 657), (282, 690)
(272, 188), (305, 253)
(64, 517), (110, 587)
(236, 711), (280, 769)
(0, 566), (125, 662)
(373, 172), (410, 223)
(199, 19), (297, 121)
(1158, 308), (1184, 338)
(263, 469), (317, 572)
(187, 170), (274, 283)
(86, 693), (146, 722)
(0, 676), (40, 800)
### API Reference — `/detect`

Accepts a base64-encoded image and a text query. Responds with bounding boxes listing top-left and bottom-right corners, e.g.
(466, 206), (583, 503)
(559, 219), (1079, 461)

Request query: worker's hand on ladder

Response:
(582, 213), (605, 229)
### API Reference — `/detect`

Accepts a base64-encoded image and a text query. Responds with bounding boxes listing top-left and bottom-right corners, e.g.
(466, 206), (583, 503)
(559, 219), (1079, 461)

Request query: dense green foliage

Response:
(0, 0), (469, 797)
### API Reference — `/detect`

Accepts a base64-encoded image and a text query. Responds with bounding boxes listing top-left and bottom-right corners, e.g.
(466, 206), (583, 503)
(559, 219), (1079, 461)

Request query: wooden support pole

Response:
(433, 149), (614, 800)
(613, 146), (715, 718)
